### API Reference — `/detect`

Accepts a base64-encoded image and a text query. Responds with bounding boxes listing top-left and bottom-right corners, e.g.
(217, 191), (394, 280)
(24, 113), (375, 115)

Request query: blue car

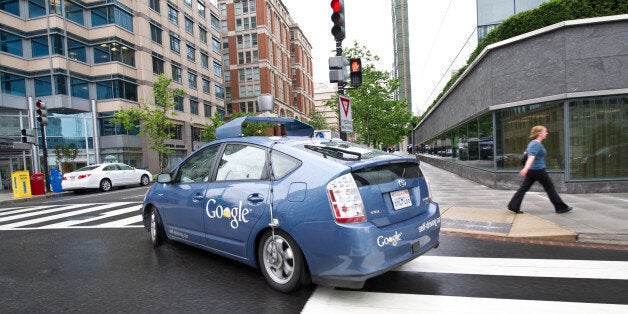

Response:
(141, 116), (440, 292)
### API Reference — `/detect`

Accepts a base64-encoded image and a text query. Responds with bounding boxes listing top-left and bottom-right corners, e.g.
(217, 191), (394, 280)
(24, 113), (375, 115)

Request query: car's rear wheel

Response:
(99, 179), (112, 192)
(258, 229), (310, 293)
(140, 174), (150, 186)
(150, 207), (165, 247)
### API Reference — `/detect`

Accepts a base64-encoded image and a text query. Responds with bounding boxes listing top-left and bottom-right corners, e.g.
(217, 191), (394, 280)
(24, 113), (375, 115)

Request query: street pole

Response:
(40, 124), (50, 193)
(336, 41), (347, 141)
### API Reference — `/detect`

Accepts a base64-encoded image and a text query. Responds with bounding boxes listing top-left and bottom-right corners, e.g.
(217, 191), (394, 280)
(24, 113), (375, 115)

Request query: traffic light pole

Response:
(336, 41), (347, 141)
(40, 124), (51, 193)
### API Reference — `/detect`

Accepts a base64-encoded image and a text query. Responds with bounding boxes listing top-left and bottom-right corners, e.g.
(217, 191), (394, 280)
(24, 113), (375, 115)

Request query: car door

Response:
(102, 164), (121, 185)
(203, 143), (269, 258)
(158, 145), (220, 245)
(118, 164), (135, 184)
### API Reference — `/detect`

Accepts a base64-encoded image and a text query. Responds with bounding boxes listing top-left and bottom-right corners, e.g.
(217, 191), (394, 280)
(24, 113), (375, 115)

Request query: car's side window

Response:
(216, 144), (267, 181)
(119, 164), (133, 170)
(271, 151), (301, 179)
(176, 145), (220, 183)
(104, 164), (119, 171)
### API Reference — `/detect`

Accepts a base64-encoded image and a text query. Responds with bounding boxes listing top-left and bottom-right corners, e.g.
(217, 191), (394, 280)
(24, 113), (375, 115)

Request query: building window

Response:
(31, 35), (48, 58)
(150, 23), (163, 44)
(199, 26), (208, 44)
(168, 5), (178, 25)
(186, 44), (196, 62)
(183, 0), (191, 8)
(172, 64), (182, 83)
(67, 39), (87, 62)
(90, 5), (133, 32)
(1, 0), (20, 16)
(173, 95), (184, 111)
(188, 72), (197, 89)
(96, 79), (138, 101)
(211, 36), (220, 53)
(185, 16), (194, 35)
(71, 78), (89, 99)
(197, 1), (206, 18)
(213, 60), (222, 77)
(94, 42), (135, 66)
(170, 34), (180, 53)
(149, 0), (160, 13)
(152, 56), (164, 74)
(202, 77), (211, 94)
(215, 83), (224, 99)
(65, 1), (84, 25)
(29, 0), (46, 18)
(210, 13), (219, 30)
(199, 51), (209, 69)
(204, 102), (212, 118)
(190, 99), (199, 115)
(1, 31), (23, 57)
(1, 72), (25, 96)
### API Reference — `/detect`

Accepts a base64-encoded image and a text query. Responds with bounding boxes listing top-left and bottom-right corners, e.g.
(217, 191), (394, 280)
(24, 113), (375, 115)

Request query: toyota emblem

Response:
(397, 179), (407, 188)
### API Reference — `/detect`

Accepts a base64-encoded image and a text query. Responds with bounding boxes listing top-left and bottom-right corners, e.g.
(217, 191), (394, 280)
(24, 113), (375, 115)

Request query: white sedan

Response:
(62, 163), (152, 193)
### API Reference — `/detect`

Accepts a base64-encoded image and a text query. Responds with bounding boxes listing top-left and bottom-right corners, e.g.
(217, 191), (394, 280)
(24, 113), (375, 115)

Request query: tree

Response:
(199, 114), (225, 142)
(334, 42), (415, 148)
(53, 143), (78, 173)
(111, 73), (186, 172)
(306, 107), (331, 130)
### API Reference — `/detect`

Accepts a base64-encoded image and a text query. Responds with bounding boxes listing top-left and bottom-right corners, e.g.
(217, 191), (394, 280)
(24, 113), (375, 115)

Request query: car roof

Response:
(216, 116), (314, 139)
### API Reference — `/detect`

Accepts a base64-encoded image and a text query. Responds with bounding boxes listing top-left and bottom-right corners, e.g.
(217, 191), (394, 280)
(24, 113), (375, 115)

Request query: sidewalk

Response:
(411, 153), (628, 248)
(2, 156), (627, 248)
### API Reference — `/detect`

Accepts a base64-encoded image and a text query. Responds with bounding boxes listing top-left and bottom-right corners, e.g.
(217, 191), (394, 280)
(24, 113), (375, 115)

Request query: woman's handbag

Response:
(521, 152), (528, 166)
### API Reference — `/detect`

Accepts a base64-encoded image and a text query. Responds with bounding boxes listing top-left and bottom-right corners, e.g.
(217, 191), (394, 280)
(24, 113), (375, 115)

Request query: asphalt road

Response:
(1, 187), (627, 313)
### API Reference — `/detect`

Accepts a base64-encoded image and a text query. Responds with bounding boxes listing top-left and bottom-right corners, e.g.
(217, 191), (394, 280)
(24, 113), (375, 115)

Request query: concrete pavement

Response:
(1, 156), (627, 248)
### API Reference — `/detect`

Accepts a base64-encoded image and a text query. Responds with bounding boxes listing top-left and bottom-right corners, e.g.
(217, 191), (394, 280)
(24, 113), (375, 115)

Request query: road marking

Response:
(302, 287), (628, 314)
(0, 202), (134, 229)
(42, 205), (141, 228)
(396, 256), (628, 280)
(0, 203), (89, 222)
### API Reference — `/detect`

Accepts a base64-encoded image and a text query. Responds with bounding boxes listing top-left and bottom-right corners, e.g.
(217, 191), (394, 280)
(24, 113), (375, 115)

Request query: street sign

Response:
(338, 94), (353, 132)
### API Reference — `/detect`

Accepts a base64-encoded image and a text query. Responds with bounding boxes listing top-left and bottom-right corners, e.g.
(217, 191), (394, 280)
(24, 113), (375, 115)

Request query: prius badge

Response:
(397, 179), (407, 188)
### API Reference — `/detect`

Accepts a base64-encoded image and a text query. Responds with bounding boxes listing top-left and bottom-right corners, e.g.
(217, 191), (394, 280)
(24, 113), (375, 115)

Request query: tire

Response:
(257, 229), (310, 293)
(149, 207), (165, 247)
(99, 179), (112, 192)
(140, 174), (150, 186)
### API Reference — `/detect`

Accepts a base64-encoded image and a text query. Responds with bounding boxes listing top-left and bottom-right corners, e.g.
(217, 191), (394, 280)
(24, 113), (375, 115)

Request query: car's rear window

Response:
(351, 162), (423, 187)
(76, 165), (99, 171)
(301, 141), (388, 161)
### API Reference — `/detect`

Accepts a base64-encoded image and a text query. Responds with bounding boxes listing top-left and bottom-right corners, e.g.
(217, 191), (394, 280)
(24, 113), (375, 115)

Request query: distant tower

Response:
(391, 0), (412, 112)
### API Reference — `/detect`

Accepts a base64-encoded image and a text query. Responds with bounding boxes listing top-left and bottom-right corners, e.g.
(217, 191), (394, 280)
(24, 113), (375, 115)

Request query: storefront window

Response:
(569, 96), (628, 180)
(496, 101), (564, 171)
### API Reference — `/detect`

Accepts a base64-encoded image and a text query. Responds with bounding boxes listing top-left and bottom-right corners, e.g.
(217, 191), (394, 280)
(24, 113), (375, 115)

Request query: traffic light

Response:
(36, 99), (48, 126)
(328, 55), (348, 83)
(349, 58), (362, 86)
(21, 128), (36, 145)
(330, 0), (345, 42)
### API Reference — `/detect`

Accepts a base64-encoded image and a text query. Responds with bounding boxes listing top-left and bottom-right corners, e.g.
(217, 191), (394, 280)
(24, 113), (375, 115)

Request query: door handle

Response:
(193, 193), (204, 201)
(247, 194), (264, 203)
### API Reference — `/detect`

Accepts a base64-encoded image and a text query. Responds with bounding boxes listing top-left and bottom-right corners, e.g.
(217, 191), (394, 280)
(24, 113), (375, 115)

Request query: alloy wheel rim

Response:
(263, 236), (294, 284)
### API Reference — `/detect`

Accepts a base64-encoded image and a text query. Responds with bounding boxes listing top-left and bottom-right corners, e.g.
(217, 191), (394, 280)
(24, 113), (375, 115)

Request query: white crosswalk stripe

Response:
(0, 202), (143, 230)
(302, 256), (628, 313)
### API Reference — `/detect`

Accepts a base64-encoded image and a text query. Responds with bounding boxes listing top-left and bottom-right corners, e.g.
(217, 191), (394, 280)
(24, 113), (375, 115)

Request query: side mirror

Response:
(157, 173), (173, 183)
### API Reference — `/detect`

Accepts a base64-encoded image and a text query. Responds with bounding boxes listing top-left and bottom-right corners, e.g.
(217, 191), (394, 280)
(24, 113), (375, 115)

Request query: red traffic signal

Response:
(35, 99), (48, 126)
(330, 0), (345, 42)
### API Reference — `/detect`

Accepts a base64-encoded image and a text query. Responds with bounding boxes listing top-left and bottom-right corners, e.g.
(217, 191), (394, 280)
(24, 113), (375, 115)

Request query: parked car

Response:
(62, 163), (152, 193)
(141, 116), (441, 293)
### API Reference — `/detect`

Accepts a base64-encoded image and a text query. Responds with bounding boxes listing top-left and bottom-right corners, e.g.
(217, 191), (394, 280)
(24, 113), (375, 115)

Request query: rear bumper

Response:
(293, 203), (441, 289)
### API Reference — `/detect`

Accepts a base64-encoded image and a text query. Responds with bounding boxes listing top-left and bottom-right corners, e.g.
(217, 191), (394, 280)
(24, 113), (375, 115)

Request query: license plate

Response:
(390, 189), (412, 210)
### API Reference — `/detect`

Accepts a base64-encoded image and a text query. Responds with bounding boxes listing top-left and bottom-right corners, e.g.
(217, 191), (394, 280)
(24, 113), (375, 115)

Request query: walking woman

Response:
(507, 125), (573, 214)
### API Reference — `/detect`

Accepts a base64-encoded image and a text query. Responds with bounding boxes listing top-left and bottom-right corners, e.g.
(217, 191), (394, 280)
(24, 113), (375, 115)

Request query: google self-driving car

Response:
(140, 116), (440, 292)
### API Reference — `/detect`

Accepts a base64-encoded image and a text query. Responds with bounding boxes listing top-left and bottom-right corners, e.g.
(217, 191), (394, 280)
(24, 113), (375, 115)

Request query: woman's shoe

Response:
(508, 208), (524, 214)
(556, 206), (573, 213)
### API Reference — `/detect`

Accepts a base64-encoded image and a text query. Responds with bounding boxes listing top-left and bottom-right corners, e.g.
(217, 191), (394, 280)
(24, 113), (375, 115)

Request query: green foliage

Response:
(110, 73), (186, 172)
(421, 0), (628, 120)
(54, 143), (78, 173)
(342, 42), (415, 147)
(306, 107), (331, 130)
(200, 114), (225, 142)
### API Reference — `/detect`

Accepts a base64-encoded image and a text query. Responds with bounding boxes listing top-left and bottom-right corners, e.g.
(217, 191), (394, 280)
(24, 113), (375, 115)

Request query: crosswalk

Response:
(302, 255), (628, 313)
(0, 202), (143, 230)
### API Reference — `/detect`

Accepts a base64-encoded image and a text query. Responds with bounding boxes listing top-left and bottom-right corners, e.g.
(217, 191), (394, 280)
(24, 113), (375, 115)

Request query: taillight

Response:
(327, 173), (366, 223)
(62, 176), (67, 181)
(78, 174), (91, 179)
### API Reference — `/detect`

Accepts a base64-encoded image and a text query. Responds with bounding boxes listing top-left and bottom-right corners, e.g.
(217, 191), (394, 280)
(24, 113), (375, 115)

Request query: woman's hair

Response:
(529, 125), (545, 139)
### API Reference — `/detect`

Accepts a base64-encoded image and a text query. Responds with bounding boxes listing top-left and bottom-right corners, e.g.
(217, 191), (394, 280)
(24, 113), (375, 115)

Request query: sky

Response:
(282, 0), (478, 115)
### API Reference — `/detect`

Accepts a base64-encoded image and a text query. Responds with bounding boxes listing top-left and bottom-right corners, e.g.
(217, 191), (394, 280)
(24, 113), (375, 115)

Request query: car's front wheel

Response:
(258, 229), (310, 293)
(99, 179), (112, 192)
(140, 174), (150, 186)
(149, 207), (165, 247)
